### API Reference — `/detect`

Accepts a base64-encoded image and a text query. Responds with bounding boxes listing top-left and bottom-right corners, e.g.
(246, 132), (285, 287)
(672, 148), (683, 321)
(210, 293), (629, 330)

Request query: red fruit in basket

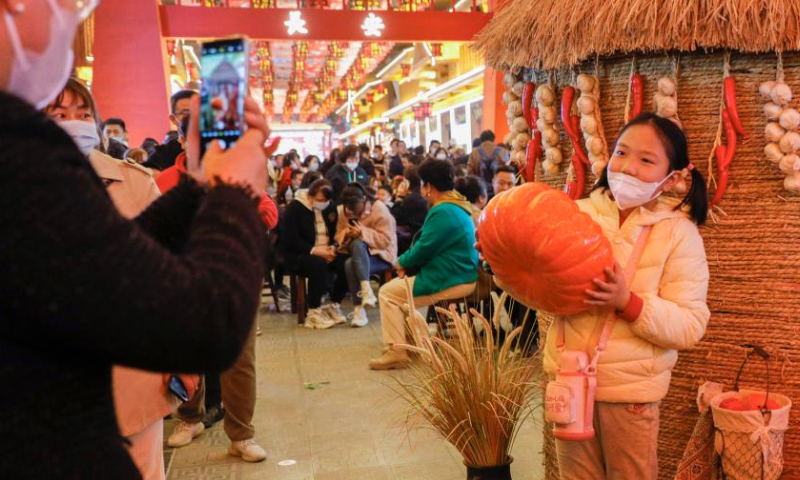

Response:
(477, 183), (614, 316)
(719, 397), (746, 411)
(744, 393), (781, 411)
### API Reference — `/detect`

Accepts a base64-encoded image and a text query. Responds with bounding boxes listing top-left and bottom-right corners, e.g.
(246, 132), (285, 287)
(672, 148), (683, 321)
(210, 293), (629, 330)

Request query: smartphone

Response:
(167, 376), (190, 402)
(199, 36), (249, 156)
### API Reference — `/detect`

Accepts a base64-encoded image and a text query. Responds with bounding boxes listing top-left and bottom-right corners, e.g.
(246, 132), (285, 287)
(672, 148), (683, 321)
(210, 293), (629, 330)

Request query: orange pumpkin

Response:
(477, 182), (614, 315)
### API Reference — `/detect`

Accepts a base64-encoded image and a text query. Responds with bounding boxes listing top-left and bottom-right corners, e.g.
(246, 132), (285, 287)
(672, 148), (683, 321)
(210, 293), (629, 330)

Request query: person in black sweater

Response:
(325, 144), (369, 202)
(143, 90), (197, 171)
(0, 12), (274, 475)
(390, 166), (429, 255)
(280, 179), (348, 328)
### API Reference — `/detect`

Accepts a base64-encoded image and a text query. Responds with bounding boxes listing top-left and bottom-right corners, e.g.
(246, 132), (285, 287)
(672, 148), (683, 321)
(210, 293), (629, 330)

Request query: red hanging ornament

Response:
(401, 63), (411, 77)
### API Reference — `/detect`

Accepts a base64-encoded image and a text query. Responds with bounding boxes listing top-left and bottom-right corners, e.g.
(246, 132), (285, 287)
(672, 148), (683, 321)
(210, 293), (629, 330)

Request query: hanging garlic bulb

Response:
(765, 143), (784, 163)
(780, 131), (800, 153)
(763, 102), (783, 121)
(765, 122), (786, 143)
(657, 77), (677, 96)
(779, 108), (800, 131)
(759, 81), (777, 100)
(779, 154), (800, 175)
(770, 83), (792, 106)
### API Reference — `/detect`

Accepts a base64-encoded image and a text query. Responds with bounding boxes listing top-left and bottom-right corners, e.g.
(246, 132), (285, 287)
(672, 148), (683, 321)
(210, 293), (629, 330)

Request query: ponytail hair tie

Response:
(687, 163), (695, 171)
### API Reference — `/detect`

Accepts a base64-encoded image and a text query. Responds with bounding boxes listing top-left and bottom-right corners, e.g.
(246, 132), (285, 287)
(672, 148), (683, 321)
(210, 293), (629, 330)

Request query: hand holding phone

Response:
(199, 37), (249, 156)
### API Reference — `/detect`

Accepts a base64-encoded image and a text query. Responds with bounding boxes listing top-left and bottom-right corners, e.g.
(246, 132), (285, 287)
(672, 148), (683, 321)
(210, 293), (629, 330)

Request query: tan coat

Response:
(543, 189), (710, 403)
(87, 151), (177, 438)
(88, 150), (161, 219)
(335, 200), (398, 265)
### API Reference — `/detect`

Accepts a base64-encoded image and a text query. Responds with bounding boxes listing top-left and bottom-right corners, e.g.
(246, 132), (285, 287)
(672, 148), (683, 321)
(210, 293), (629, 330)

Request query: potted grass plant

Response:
(393, 281), (541, 480)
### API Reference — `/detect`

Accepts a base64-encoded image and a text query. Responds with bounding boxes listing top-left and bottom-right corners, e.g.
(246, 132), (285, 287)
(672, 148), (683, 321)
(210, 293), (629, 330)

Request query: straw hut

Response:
(476, 1), (800, 479)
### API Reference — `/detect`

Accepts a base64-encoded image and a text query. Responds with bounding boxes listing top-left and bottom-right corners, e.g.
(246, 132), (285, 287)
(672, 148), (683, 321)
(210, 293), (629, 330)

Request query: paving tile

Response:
(167, 298), (543, 480)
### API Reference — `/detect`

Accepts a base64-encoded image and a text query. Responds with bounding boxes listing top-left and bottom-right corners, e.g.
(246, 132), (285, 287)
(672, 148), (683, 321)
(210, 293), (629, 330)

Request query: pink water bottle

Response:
(545, 350), (596, 441)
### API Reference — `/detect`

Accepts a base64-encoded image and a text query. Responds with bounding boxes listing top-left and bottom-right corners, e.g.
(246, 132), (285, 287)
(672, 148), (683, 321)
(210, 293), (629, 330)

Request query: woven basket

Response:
(520, 50), (800, 480)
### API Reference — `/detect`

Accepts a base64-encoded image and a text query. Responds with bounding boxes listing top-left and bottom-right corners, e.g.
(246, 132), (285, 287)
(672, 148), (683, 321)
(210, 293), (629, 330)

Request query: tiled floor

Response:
(165, 298), (544, 480)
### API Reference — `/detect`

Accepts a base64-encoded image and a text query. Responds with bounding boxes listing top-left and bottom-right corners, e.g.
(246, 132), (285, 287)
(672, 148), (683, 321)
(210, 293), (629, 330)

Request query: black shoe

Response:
(201, 405), (225, 428)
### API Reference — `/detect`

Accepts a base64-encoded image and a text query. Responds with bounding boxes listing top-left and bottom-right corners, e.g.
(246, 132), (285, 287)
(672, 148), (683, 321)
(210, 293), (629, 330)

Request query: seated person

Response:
(454, 175), (488, 225)
(280, 179), (346, 329)
(376, 184), (394, 208)
(332, 183), (397, 327)
(390, 166), (428, 255)
(370, 160), (479, 370)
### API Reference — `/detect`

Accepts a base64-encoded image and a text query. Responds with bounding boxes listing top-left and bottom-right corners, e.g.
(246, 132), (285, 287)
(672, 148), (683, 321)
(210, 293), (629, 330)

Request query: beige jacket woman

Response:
(334, 199), (397, 266)
(543, 189), (710, 403)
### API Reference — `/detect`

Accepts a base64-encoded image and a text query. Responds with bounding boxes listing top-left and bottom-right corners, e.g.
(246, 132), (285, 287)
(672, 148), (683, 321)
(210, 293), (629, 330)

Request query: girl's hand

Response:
(584, 261), (631, 311)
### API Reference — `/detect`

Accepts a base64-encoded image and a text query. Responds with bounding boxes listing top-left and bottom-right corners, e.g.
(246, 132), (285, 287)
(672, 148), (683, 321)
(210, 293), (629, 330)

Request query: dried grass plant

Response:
(391, 279), (542, 468)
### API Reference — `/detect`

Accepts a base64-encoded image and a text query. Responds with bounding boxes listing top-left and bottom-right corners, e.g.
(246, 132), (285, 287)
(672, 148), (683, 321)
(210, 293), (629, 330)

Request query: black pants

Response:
(205, 372), (222, 408)
(293, 254), (344, 309)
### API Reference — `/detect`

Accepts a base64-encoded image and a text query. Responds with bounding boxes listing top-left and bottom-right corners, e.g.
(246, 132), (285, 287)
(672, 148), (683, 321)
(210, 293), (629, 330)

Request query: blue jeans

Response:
(344, 239), (390, 306)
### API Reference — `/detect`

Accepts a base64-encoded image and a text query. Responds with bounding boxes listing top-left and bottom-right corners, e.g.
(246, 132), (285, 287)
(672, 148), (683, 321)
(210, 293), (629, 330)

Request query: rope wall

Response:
(518, 51), (800, 480)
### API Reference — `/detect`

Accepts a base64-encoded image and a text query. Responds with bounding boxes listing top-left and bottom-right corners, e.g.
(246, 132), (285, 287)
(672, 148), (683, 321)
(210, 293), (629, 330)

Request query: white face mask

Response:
(309, 162), (319, 172)
(59, 120), (101, 156)
(346, 161), (359, 171)
(435, 153), (447, 160)
(313, 200), (330, 211)
(607, 163), (674, 210)
(3, 0), (81, 109)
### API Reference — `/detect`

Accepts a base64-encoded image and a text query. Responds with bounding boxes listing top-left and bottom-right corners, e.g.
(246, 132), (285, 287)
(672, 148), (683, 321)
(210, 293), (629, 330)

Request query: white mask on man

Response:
(346, 161), (359, 171)
(3, 0), (83, 109)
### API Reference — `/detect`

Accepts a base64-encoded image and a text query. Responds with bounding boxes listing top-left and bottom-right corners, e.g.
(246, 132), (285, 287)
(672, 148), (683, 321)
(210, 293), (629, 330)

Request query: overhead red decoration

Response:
(376, 83), (386, 94)
(430, 42), (442, 57)
(366, 92), (375, 103)
(401, 63), (411, 77)
(477, 183), (614, 316)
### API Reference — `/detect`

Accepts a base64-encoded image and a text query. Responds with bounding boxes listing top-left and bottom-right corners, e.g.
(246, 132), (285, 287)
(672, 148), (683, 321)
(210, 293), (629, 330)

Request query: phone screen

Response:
(199, 37), (249, 155)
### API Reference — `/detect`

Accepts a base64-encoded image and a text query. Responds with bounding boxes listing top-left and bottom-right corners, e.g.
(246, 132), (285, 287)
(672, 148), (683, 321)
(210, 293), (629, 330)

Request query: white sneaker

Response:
(349, 306), (369, 328)
(322, 303), (347, 325)
(304, 308), (335, 329)
(228, 439), (267, 463)
(167, 421), (204, 448)
(358, 281), (377, 308)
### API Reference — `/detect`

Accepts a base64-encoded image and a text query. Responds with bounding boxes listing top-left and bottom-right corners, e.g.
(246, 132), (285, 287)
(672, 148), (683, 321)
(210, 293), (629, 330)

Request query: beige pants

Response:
(556, 401), (660, 480)
(177, 321), (257, 441)
(378, 276), (476, 345)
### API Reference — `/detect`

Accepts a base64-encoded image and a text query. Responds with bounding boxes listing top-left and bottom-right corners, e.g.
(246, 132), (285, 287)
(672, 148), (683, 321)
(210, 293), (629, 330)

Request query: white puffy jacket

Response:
(543, 189), (710, 403)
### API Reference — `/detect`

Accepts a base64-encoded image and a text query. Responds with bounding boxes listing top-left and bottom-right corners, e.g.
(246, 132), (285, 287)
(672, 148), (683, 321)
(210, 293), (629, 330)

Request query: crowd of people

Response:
(2, 4), (711, 480)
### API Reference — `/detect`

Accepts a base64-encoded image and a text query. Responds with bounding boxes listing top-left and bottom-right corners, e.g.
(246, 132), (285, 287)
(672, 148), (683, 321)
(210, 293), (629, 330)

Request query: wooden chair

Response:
(290, 274), (307, 324)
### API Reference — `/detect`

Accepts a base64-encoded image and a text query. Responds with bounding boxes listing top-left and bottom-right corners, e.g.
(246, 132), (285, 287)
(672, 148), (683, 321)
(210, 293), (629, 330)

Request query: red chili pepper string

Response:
(723, 76), (747, 138)
(524, 107), (542, 182)
(522, 82), (535, 129)
(561, 86), (589, 200)
(631, 73), (644, 118)
(710, 108), (736, 208)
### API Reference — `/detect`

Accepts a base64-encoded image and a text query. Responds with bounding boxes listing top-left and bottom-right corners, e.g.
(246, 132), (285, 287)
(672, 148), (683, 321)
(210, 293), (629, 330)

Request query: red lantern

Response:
(376, 83), (386, 94)
(430, 43), (442, 57)
(477, 183), (614, 315)
(401, 63), (411, 77)
(166, 39), (177, 57)
(366, 92), (375, 103)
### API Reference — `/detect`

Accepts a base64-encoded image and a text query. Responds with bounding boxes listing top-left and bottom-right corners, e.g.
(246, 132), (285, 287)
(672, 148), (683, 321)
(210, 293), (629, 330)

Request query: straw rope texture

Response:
(522, 51), (800, 480)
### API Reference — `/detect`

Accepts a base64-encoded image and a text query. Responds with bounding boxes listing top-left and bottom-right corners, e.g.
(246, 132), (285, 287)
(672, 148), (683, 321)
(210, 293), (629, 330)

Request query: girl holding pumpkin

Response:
(547, 113), (711, 479)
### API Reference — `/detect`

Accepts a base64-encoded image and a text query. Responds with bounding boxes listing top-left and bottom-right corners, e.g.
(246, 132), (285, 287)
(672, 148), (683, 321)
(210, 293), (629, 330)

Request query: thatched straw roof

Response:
(475, 0), (800, 70)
